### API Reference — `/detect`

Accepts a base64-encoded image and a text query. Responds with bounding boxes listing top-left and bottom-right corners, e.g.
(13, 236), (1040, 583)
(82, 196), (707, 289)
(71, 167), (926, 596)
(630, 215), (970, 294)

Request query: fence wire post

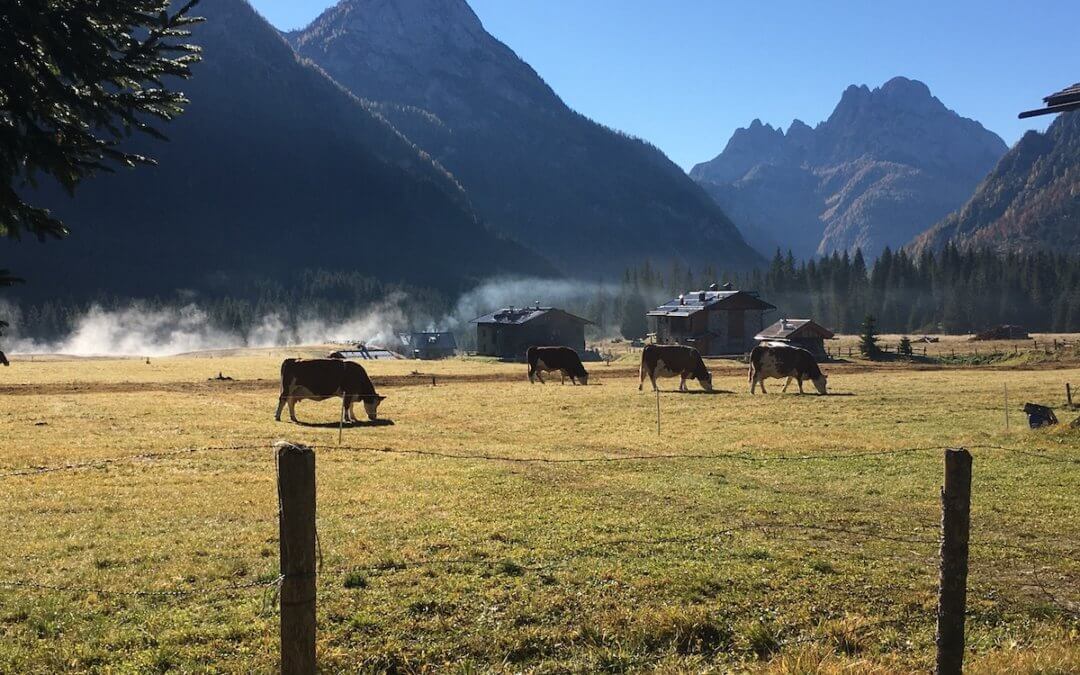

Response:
(936, 447), (972, 675)
(277, 442), (317, 675)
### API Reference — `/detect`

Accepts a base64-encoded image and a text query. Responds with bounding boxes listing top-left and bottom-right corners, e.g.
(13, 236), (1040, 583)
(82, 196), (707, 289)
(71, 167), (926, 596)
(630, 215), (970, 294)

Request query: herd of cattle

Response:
(276, 343), (827, 423)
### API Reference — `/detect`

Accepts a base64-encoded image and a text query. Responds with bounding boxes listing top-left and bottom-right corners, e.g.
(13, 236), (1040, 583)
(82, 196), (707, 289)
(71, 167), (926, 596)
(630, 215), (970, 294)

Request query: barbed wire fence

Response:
(0, 441), (1077, 673)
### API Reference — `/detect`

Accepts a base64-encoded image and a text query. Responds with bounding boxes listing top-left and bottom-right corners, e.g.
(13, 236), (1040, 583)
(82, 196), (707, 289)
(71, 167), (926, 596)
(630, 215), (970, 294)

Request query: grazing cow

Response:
(527, 346), (589, 385)
(275, 358), (385, 423)
(638, 344), (713, 392)
(0, 351), (8, 367)
(749, 344), (827, 395)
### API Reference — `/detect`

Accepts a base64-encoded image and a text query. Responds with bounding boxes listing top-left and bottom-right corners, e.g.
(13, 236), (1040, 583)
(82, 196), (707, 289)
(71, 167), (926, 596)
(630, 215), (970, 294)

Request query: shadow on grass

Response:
(646, 389), (735, 395)
(292, 419), (396, 428)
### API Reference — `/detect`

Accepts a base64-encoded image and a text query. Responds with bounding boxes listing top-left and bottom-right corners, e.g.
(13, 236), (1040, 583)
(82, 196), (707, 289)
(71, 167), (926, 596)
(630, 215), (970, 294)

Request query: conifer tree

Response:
(859, 314), (881, 359)
(1, 1), (203, 244)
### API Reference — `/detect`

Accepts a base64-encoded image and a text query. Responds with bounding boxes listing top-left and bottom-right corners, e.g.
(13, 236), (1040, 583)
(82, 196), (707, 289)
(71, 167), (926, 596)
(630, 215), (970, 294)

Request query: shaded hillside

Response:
(3, 0), (554, 303)
(912, 110), (1080, 254)
(691, 78), (1006, 260)
(288, 0), (762, 275)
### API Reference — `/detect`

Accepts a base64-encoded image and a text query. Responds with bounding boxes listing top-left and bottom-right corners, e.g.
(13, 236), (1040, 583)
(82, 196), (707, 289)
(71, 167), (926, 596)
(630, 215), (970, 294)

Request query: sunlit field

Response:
(1, 349), (1077, 672)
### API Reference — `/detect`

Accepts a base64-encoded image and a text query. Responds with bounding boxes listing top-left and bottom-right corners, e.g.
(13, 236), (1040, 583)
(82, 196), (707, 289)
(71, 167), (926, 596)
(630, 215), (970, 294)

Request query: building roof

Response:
(647, 289), (775, 317)
(471, 307), (593, 325)
(401, 331), (457, 350)
(754, 319), (835, 341)
(328, 348), (399, 360)
(1019, 82), (1080, 119)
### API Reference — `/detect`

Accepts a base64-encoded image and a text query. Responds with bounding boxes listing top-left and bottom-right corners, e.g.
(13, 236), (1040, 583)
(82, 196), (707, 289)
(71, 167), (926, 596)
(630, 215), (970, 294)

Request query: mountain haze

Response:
(912, 110), (1080, 255)
(691, 77), (1007, 260)
(4, 0), (553, 301)
(289, 0), (762, 275)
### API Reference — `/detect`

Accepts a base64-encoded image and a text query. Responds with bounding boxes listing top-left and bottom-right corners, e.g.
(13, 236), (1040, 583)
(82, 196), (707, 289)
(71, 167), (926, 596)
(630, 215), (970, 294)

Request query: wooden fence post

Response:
(1067, 383), (1073, 408)
(936, 448), (972, 675)
(277, 442), (317, 675)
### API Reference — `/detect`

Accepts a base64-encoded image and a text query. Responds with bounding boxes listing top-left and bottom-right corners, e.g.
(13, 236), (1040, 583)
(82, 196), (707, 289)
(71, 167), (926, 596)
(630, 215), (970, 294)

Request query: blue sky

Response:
(250, 0), (1076, 170)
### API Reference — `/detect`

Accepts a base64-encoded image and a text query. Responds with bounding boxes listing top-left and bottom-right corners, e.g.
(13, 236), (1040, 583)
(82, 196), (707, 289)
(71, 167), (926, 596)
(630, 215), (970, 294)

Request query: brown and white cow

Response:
(749, 343), (827, 395)
(527, 346), (589, 385)
(638, 344), (713, 392)
(275, 358), (385, 423)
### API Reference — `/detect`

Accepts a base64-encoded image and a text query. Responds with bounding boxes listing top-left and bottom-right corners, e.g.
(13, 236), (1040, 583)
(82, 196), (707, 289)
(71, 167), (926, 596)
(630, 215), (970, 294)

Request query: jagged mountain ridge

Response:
(4, 0), (555, 301)
(690, 77), (1007, 260)
(912, 110), (1080, 254)
(288, 0), (763, 275)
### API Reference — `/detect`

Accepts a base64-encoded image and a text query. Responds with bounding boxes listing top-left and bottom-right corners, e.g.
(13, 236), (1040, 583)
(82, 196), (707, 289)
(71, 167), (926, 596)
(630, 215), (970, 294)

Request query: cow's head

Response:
(362, 395), (387, 420)
(812, 372), (828, 395)
(699, 370), (713, 392)
(578, 370), (589, 386)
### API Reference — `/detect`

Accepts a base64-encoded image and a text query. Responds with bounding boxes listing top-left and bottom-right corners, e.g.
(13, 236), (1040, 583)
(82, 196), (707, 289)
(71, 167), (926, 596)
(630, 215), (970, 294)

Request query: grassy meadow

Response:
(0, 347), (1077, 672)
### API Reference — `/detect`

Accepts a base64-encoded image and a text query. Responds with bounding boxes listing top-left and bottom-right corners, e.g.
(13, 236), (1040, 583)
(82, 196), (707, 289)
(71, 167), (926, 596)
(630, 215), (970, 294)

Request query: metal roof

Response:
(471, 307), (592, 325)
(401, 331), (457, 349)
(648, 290), (775, 317)
(1019, 82), (1080, 119)
(754, 319), (835, 341)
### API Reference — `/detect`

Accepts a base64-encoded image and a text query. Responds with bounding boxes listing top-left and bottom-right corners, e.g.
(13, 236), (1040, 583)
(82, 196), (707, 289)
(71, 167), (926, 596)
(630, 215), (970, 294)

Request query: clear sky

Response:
(250, 0), (1076, 170)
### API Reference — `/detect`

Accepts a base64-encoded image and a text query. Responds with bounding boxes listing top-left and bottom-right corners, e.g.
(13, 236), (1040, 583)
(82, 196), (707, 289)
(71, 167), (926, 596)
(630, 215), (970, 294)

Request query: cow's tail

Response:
(279, 358), (298, 396)
(638, 346), (650, 389)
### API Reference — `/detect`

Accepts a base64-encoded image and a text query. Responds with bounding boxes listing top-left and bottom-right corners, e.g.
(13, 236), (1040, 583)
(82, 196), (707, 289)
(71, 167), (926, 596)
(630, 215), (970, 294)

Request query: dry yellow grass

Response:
(0, 351), (1077, 672)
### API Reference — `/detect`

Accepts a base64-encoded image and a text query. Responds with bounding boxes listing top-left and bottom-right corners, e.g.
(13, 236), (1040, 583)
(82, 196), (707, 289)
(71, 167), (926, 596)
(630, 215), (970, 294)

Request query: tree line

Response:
(617, 245), (1080, 335)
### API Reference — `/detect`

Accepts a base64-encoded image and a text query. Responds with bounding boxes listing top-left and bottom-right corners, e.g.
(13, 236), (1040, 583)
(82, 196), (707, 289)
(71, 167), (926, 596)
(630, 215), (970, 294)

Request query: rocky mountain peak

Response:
(690, 76), (1008, 260)
(296, 0), (485, 51)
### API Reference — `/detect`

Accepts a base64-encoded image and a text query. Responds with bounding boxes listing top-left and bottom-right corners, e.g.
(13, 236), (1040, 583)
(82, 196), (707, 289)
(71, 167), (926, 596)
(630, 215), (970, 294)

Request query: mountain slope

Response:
(912, 111), (1080, 254)
(4, 0), (553, 301)
(288, 0), (762, 275)
(690, 77), (1007, 260)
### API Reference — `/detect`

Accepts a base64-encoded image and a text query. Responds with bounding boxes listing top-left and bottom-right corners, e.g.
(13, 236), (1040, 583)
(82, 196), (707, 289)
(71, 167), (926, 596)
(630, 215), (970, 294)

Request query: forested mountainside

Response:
(912, 110), (1080, 255)
(4, 0), (554, 304)
(289, 0), (762, 275)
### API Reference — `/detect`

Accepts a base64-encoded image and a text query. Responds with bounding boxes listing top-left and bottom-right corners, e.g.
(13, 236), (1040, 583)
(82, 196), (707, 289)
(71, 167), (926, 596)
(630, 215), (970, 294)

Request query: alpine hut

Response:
(647, 283), (775, 356)
(472, 306), (592, 360)
(754, 319), (835, 360)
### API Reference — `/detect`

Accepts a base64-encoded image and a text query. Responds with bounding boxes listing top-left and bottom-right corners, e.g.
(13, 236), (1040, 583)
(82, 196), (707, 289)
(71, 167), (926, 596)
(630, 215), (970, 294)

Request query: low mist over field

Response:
(0, 278), (624, 357)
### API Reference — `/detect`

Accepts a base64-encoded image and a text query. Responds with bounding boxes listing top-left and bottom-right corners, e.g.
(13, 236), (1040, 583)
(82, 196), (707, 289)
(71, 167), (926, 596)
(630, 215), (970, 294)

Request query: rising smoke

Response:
(1, 278), (628, 357)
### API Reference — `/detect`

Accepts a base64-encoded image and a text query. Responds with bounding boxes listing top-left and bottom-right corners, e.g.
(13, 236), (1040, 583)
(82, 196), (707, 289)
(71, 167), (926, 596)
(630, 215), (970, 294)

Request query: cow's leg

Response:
(344, 396), (356, 423)
(759, 379), (768, 394)
(528, 364), (536, 383)
(749, 367), (757, 394)
(650, 372), (659, 392)
(288, 398), (299, 422)
(535, 370), (546, 384)
(275, 395), (287, 421)
(679, 375), (688, 392)
(638, 367), (647, 391)
(781, 377), (792, 393)
(560, 370), (565, 385)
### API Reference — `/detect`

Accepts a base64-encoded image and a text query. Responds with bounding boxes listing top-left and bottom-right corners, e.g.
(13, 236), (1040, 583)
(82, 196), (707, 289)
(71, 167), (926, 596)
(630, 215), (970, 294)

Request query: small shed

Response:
(648, 283), (775, 355)
(754, 319), (835, 360)
(472, 306), (592, 360)
(400, 331), (457, 360)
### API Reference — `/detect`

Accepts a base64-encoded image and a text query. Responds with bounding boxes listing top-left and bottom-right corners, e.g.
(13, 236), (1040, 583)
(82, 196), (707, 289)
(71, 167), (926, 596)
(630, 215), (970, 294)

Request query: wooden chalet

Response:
(647, 284), (775, 356)
(754, 319), (835, 360)
(471, 306), (592, 360)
